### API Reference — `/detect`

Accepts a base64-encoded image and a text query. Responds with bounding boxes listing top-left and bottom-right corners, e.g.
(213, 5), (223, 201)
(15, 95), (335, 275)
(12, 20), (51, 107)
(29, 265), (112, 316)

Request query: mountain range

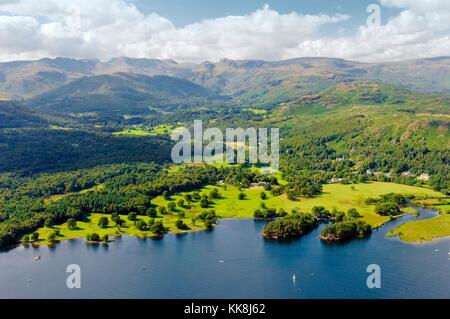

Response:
(2, 56), (450, 102)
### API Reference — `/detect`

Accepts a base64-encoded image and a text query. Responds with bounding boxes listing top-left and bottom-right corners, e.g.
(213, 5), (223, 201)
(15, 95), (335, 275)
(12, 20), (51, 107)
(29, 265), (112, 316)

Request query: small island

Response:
(263, 212), (318, 240)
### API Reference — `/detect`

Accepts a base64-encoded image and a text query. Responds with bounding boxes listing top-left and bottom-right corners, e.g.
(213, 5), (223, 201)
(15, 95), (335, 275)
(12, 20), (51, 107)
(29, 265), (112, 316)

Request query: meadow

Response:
(387, 197), (450, 242)
(29, 181), (445, 245)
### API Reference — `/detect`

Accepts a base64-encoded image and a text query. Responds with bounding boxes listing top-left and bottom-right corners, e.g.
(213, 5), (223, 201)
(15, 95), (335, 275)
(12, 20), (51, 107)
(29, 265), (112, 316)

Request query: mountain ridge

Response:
(2, 56), (450, 100)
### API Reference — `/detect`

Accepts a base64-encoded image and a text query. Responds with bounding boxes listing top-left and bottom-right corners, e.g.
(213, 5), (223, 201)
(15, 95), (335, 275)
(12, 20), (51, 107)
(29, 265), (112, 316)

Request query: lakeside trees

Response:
(263, 213), (317, 240)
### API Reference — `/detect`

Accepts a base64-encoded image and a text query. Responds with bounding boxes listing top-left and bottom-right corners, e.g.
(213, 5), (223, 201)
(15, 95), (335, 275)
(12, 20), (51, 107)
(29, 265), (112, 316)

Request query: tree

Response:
(163, 191), (171, 200)
(146, 207), (157, 218)
(67, 218), (77, 230)
(204, 219), (214, 230)
(128, 212), (138, 221)
(147, 219), (155, 228)
(136, 220), (147, 231)
(175, 219), (189, 230)
(287, 190), (297, 201)
(158, 206), (167, 215)
(23, 234), (30, 242)
(102, 234), (109, 242)
(98, 216), (109, 228)
(347, 208), (361, 220)
(150, 220), (167, 234)
(178, 211), (186, 218)
(111, 213), (123, 226)
(260, 192), (267, 200)
(200, 196), (210, 208)
(87, 233), (100, 242)
(167, 202), (176, 212)
(375, 203), (401, 216)
(332, 210), (346, 223)
(192, 191), (201, 201)
(312, 206), (331, 221)
(184, 194), (193, 203)
(45, 218), (54, 228)
(209, 188), (220, 199)
(31, 232), (39, 242)
(177, 199), (185, 208)
(238, 192), (246, 200)
(48, 231), (58, 243)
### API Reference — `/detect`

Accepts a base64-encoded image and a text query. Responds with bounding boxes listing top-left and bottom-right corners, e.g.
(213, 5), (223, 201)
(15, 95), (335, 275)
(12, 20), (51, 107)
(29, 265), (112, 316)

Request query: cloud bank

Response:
(0, 0), (449, 62)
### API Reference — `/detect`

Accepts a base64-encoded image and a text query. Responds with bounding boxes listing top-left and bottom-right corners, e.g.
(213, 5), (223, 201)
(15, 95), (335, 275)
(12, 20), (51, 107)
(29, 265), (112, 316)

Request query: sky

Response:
(0, 0), (449, 63)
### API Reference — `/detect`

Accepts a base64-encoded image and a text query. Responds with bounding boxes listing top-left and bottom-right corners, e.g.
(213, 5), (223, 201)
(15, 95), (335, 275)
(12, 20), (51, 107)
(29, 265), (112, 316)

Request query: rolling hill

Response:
(29, 72), (223, 118)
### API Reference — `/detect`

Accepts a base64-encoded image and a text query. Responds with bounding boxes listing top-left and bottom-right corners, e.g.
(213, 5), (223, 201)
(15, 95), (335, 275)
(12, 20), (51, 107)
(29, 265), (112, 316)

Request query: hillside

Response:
(29, 73), (222, 119)
(0, 101), (48, 128)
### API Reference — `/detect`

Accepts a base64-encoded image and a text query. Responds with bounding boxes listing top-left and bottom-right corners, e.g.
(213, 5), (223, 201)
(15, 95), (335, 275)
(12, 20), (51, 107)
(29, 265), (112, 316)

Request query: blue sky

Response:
(136, 0), (399, 29)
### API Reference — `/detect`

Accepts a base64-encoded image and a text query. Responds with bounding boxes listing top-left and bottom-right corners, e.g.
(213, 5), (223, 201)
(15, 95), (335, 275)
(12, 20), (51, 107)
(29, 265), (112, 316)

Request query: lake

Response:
(1, 207), (449, 298)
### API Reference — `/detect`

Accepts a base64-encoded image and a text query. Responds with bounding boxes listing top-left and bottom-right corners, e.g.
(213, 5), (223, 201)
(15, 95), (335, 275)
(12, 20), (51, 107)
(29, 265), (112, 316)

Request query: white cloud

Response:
(284, 0), (450, 62)
(0, 0), (449, 63)
(0, 1), (348, 62)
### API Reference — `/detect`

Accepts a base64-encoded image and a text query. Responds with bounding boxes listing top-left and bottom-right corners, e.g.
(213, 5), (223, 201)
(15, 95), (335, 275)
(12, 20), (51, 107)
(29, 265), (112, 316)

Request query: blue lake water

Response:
(1, 207), (450, 299)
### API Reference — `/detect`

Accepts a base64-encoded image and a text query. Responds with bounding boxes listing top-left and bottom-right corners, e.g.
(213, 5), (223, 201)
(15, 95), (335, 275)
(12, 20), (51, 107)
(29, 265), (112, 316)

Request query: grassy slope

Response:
(387, 214), (450, 243)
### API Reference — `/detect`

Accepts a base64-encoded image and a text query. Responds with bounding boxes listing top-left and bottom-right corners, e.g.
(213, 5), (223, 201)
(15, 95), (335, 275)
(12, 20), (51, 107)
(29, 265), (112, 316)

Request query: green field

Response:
(29, 212), (206, 246)
(387, 214), (450, 243)
(153, 182), (443, 227)
(28, 181), (444, 245)
(113, 125), (181, 137)
(112, 129), (153, 136)
(387, 197), (450, 242)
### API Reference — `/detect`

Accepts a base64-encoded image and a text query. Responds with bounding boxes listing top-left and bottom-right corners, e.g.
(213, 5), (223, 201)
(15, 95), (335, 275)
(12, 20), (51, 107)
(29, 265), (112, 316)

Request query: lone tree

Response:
(136, 220), (147, 231)
(146, 207), (157, 218)
(48, 231), (58, 244)
(192, 192), (201, 201)
(177, 199), (185, 208)
(157, 206), (167, 215)
(111, 213), (123, 226)
(150, 221), (167, 235)
(209, 188), (221, 199)
(175, 219), (189, 230)
(128, 212), (138, 221)
(238, 192), (246, 200)
(260, 192), (267, 200)
(98, 216), (109, 229)
(168, 202), (176, 212)
(87, 233), (101, 242)
(32, 232), (39, 242)
(184, 194), (193, 203)
(200, 197), (209, 208)
(67, 218), (77, 230)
